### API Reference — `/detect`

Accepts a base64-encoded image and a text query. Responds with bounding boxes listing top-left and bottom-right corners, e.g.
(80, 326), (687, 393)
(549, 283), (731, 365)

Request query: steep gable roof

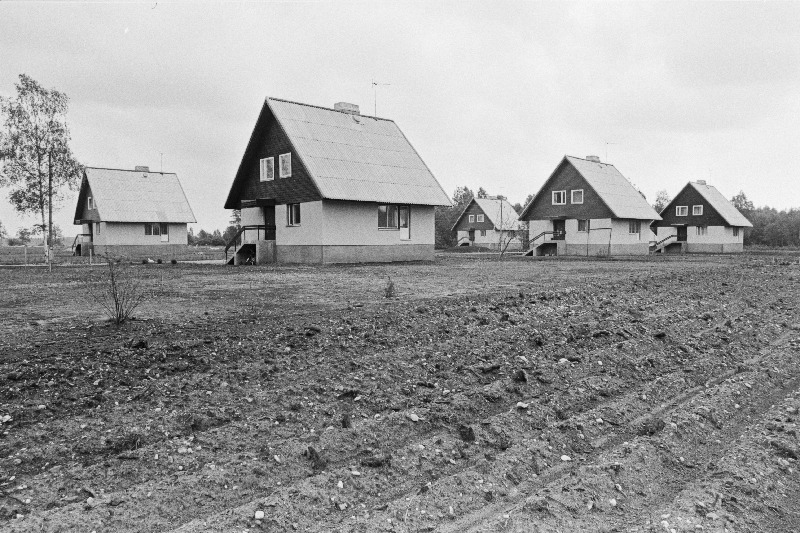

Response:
(520, 156), (661, 221)
(75, 167), (196, 223)
(450, 198), (523, 231)
(226, 97), (451, 208)
(684, 181), (752, 227)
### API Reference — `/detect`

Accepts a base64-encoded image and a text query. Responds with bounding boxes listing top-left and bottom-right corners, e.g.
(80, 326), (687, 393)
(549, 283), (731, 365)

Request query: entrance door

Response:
(468, 229), (475, 242)
(552, 219), (566, 240)
(263, 206), (276, 240)
(676, 225), (687, 242)
(398, 206), (410, 240)
(160, 223), (169, 242)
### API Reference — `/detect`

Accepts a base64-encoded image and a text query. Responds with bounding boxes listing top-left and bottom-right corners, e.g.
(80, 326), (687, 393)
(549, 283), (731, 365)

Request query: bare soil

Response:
(1, 254), (799, 532)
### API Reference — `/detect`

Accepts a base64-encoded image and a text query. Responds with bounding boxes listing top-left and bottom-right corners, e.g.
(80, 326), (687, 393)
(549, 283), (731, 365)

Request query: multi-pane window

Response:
(279, 153), (292, 178)
(696, 226), (707, 236)
(676, 206), (688, 216)
(468, 215), (475, 224)
(733, 227), (740, 237)
(628, 220), (641, 235)
(379, 205), (398, 228)
(144, 223), (168, 235)
(571, 189), (584, 204)
(260, 157), (274, 181)
(552, 190), (566, 205)
(87, 196), (94, 210)
(480, 230), (487, 236)
(578, 219), (590, 232)
(476, 214), (484, 222)
(287, 203), (301, 226)
(693, 205), (703, 215)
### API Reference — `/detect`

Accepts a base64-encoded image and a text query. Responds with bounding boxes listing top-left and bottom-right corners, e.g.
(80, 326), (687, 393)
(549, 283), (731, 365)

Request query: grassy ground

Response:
(1, 253), (799, 532)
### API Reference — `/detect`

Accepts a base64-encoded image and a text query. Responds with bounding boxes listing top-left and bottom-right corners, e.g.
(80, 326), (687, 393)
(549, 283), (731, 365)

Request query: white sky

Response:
(1, 1), (799, 236)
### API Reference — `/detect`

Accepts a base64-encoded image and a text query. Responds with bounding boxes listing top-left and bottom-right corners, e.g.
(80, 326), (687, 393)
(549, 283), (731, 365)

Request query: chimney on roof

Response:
(334, 102), (360, 115)
(135, 166), (150, 172)
(695, 179), (706, 185)
(586, 155), (601, 163)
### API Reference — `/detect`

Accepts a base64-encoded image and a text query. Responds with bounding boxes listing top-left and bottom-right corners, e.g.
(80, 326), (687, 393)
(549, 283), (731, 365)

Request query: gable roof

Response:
(225, 97), (451, 208)
(451, 198), (523, 231)
(520, 156), (661, 221)
(678, 181), (752, 227)
(75, 167), (196, 223)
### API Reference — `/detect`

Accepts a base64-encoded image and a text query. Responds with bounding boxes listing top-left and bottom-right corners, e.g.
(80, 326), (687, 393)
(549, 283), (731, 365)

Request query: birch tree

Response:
(0, 74), (83, 265)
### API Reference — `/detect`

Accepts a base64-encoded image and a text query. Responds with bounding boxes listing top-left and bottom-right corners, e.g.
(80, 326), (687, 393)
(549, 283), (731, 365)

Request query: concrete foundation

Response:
(276, 244), (433, 264)
(93, 244), (188, 261)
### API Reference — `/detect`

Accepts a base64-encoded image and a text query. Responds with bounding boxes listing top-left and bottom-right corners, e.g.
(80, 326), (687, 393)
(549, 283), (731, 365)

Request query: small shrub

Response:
(383, 276), (396, 298)
(85, 260), (150, 324)
(156, 258), (163, 264)
(171, 259), (177, 265)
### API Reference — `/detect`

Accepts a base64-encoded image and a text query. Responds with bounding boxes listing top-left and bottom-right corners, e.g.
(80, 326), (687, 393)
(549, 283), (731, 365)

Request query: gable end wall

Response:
(656, 185), (730, 227)
(522, 161), (615, 221)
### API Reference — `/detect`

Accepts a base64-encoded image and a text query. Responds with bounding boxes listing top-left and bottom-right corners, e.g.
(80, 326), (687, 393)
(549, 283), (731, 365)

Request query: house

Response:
(73, 166), (196, 259)
(651, 180), (752, 253)
(519, 155), (661, 256)
(223, 97), (451, 264)
(451, 197), (525, 250)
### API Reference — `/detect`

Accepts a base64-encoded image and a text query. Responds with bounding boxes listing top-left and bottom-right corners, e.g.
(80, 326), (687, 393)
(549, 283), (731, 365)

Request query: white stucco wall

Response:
(92, 222), (187, 246)
(686, 225), (741, 244)
(457, 229), (522, 248)
(321, 201), (434, 246)
(276, 201), (325, 246)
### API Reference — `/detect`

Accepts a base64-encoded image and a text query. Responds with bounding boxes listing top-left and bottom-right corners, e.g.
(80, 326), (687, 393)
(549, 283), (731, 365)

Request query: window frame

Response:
(468, 214), (475, 224)
(260, 157), (274, 182)
(87, 196), (94, 210)
(676, 206), (688, 216)
(552, 190), (566, 205)
(378, 204), (399, 230)
(577, 219), (590, 232)
(696, 225), (707, 236)
(476, 214), (484, 223)
(480, 229), (487, 237)
(571, 189), (584, 204)
(692, 205), (703, 216)
(95, 222), (100, 235)
(145, 223), (152, 236)
(279, 153), (292, 178)
(733, 227), (740, 237)
(286, 203), (301, 226)
(628, 220), (641, 235)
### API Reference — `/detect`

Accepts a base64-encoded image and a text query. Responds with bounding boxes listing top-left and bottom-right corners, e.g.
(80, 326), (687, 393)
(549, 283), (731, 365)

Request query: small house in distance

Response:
(73, 166), (196, 259)
(224, 97), (451, 264)
(451, 197), (525, 250)
(652, 180), (752, 253)
(519, 155), (661, 256)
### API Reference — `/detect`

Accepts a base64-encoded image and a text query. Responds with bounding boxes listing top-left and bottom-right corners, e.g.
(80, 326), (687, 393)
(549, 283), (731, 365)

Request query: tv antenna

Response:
(372, 79), (390, 116)
(605, 142), (617, 162)
(159, 152), (164, 172)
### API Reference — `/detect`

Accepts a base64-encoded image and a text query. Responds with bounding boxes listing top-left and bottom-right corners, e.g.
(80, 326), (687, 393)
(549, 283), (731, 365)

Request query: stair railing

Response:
(224, 225), (272, 263)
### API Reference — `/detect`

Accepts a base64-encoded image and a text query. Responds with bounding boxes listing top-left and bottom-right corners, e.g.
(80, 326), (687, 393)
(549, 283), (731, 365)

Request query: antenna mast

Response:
(372, 79), (390, 116)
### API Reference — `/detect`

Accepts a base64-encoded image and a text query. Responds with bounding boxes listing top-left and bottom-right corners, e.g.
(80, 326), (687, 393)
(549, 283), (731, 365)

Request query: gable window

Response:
(571, 189), (584, 204)
(733, 227), (740, 237)
(468, 214), (475, 224)
(676, 206), (688, 216)
(696, 225), (707, 236)
(279, 153), (292, 178)
(287, 203), (301, 226)
(378, 205), (399, 229)
(692, 205), (703, 215)
(476, 214), (484, 223)
(578, 219), (590, 232)
(87, 196), (94, 210)
(552, 190), (566, 205)
(260, 157), (274, 181)
(628, 220), (641, 235)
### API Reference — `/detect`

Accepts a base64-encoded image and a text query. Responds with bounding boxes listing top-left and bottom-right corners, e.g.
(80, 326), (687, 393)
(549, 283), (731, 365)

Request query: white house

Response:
(451, 197), (525, 250)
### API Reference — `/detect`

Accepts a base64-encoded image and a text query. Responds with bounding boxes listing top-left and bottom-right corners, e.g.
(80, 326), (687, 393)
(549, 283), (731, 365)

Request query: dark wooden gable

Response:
(224, 102), (322, 209)
(73, 175), (100, 224)
(655, 183), (729, 228)
(520, 159), (615, 221)
(452, 199), (496, 231)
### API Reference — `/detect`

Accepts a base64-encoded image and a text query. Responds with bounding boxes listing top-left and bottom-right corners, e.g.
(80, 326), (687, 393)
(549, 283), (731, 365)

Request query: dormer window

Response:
(571, 189), (584, 204)
(279, 153), (292, 178)
(692, 205), (703, 215)
(676, 206), (688, 216)
(87, 196), (94, 210)
(552, 190), (566, 205)
(260, 157), (274, 181)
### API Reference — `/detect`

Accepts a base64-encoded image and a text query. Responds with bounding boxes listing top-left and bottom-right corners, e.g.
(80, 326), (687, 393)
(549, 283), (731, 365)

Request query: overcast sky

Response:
(1, 1), (799, 236)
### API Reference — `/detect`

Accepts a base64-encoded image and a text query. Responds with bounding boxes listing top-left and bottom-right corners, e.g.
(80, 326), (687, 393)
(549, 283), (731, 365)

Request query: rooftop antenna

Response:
(160, 152), (164, 173)
(372, 79), (390, 116)
(605, 142), (617, 162)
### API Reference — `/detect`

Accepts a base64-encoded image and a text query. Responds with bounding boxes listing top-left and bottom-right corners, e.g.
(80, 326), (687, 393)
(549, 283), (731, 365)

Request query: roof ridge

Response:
(85, 166), (175, 175)
(267, 96), (396, 122)
(565, 154), (615, 167)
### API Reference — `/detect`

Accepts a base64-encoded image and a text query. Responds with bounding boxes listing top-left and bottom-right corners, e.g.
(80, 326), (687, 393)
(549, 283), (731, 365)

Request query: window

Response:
(733, 227), (740, 237)
(476, 214), (484, 223)
(287, 203), (301, 226)
(260, 157), (274, 181)
(145, 223), (161, 235)
(279, 153), (292, 178)
(87, 196), (94, 210)
(480, 230), (486, 236)
(571, 189), (584, 204)
(676, 206), (688, 216)
(578, 219), (590, 232)
(468, 215), (475, 224)
(95, 222), (100, 235)
(693, 205), (703, 215)
(160, 223), (168, 236)
(552, 190), (566, 205)
(696, 226), (707, 236)
(628, 220), (641, 234)
(378, 205), (399, 229)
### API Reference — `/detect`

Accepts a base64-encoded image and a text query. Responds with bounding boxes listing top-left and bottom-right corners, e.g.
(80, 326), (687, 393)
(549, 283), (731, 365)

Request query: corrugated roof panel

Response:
(690, 182), (752, 227)
(85, 168), (196, 223)
(268, 98), (451, 206)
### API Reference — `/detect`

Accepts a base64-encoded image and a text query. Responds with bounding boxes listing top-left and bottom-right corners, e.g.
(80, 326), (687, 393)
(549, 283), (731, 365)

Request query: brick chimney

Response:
(334, 102), (360, 115)
(585, 155), (601, 163)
